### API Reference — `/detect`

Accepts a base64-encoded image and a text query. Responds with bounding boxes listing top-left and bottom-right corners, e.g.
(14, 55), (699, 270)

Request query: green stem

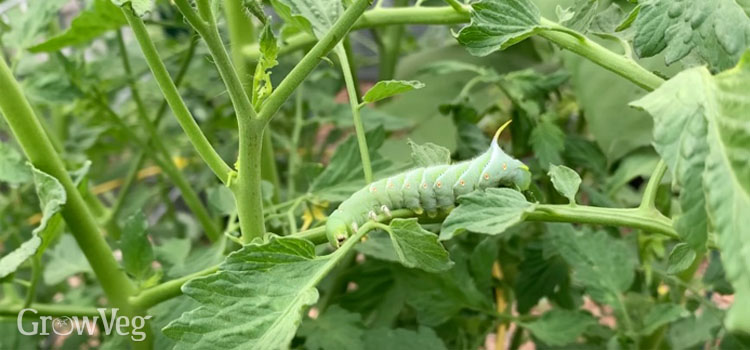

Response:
(257, 0), (374, 123)
(0, 54), (151, 349)
(639, 160), (667, 211)
(23, 255), (41, 308)
(537, 18), (663, 91)
(129, 266), (219, 310)
(443, 0), (469, 15)
(261, 125), (281, 203)
(527, 205), (678, 239)
(242, 6), (467, 60)
(245, 7), (665, 93)
(236, 119), (267, 242)
(222, 0), (282, 204)
(343, 37), (363, 99)
(287, 89), (305, 198)
(336, 46), (373, 183)
(115, 28), (221, 241)
(122, 9), (233, 184)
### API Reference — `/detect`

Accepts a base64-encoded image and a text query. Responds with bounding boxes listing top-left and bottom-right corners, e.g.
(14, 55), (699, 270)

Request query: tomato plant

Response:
(1, 0), (749, 348)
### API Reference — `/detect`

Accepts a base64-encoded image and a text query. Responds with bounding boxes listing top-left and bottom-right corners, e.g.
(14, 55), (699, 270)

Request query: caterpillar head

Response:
(488, 120), (531, 191)
(325, 210), (350, 248)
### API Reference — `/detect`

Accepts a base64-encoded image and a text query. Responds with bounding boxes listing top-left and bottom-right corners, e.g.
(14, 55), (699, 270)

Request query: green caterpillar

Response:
(326, 121), (531, 247)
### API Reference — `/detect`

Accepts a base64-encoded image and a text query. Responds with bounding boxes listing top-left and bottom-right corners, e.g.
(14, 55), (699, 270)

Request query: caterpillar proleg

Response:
(326, 121), (530, 247)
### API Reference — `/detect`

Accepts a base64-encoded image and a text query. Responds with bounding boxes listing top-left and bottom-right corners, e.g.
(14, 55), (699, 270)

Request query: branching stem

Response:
(122, 9), (233, 184)
(639, 160), (668, 211)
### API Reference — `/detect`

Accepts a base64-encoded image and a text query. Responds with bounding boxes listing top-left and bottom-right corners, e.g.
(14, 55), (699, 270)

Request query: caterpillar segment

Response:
(418, 165), (451, 216)
(326, 120), (530, 247)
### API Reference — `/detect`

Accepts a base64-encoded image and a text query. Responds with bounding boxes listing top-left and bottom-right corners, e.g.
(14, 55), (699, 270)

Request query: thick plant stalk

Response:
(238, 0), (374, 242)
(0, 56), (152, 349)
(222, 0), (282, 202)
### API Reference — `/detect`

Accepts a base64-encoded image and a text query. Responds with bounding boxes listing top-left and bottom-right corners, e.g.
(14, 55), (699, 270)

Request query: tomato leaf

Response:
(408, 140), (451, 167)
(632, 67), (710, 249)
(530, 118), (565, 170)
(298, 306), (365, 350)
(29, 0), (127, 52)
(272, 0), (342, 39)
(548, 164), (581, 204)
(667, 243), (697, 275)
(387, 219), (453, 273)
(546, 224), (637, 313)
(163, 237), (353, 349)
(362, 80), (425, 105)
(441, 188), (535, 240)
(522, 309), (597, 346)
(112, 0), (153, 17)
(0, 166), (66, 279)
(120, 212), (155, 281)
(632, 0), (750, 72)
(457, 0), (543, 56)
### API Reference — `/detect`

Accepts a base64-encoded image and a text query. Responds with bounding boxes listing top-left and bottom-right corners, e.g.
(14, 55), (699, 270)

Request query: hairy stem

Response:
(122, 9), (233, 184)
(336, 46), (373, 183)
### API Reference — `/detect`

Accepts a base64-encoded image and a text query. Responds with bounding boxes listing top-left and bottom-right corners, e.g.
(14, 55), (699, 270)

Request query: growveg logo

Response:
(17, 308), (152, 341)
